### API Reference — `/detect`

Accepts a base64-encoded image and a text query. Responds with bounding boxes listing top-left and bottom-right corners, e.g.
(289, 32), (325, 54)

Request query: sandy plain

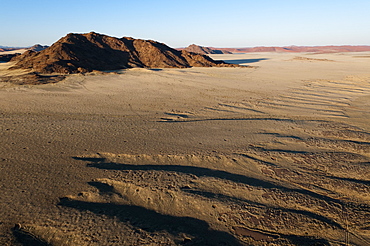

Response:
(0, 52), (370, 245)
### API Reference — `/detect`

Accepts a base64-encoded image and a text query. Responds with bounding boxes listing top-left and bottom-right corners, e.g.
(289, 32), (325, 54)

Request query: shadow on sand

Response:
(79, 159), (346, 207)
(222, 58), (269, 64)
(58, 197), (242, 245)
(68, 157), (334, 245)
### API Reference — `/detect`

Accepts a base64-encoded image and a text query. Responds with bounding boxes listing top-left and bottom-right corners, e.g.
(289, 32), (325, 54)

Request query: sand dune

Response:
(0, 52), (369, 245)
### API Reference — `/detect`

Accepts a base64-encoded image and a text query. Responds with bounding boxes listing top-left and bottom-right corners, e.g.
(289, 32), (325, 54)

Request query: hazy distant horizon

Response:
(2, 41), (370, 50)
(2, 0), (369, 48)
(0, 40), (370, 49)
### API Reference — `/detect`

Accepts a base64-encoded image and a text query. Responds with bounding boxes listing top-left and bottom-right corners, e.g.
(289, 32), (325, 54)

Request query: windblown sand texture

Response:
(0, 51), (370, 245)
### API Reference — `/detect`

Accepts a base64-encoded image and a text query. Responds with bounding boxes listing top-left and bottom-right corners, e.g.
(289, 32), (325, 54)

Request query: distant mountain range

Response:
(196, 45), (370, 53)
(0, 45), (25, 49)
(3, 43), (370, 55)
(0, 44), (48, 53)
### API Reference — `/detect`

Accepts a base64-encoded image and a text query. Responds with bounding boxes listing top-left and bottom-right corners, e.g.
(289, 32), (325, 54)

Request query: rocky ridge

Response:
(9, 32), (239, 74)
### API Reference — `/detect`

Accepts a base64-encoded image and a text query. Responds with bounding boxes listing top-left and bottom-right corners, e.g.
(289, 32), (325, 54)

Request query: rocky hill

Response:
(10, 32), (238, 74)
(182, 44), (232, 54)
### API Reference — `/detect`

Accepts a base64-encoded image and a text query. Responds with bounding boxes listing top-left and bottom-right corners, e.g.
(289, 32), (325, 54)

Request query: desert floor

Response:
(0, 52), (370, 245)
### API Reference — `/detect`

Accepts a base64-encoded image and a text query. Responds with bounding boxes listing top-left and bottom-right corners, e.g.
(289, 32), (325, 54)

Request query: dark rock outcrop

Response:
(10, 32), (239, 74)
(0, 72), (65, 85)
(0, 53), (20, 62)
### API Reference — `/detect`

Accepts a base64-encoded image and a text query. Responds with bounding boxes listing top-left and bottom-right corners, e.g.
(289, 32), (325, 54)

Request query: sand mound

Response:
(9, 32), (238, 74)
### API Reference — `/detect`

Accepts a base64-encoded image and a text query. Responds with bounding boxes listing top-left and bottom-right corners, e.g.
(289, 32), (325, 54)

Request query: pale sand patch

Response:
(0, 61), (31, 77)
(0, 52), (370, 245)
(0, 48), (28, 55)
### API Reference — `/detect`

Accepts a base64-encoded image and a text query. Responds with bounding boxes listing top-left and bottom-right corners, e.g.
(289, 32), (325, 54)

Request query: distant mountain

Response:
(10, 32), (239, 74)
(29, 44), (49, 52)
(212, 45), (370, 53)
(0, 44), (48, 53)
(181, 44), (232, 54)
(0, 47), (21, 52)
(0, 45), (24, 49)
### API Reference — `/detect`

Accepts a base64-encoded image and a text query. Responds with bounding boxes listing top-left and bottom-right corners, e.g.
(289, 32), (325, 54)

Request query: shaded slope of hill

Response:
(10, 32), (238, 74)
(0, 53), (19, 62)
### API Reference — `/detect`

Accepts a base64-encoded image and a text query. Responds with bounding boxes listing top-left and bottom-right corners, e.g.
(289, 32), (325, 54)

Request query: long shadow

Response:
(85, 161), (284, 189)
(159, 117), (343, 124)
(241, 150), (370, 188)
(13, 225), (50, 246)
(187, 188), (334, 245)
(261, 132), (370, 146)
(158, 117), (296, 123)
(164, 112), (190, 118)
(222, 58), (269, 64)
(81, 159), (347, 206)
(250, 146), (369, 159)
(259, 132), (305, 140)
(327, 175), (370, 186)
(182, 188), (344, 230)
(89, 180), (335, 245)
(249, 146), (319, 155)
(88, 179), (345, 231)
(58, 197), (243, 246)
(237, 153), (279, 167)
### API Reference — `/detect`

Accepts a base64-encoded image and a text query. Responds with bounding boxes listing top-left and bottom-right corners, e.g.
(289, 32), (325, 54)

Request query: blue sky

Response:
(1, 0), (369, 47)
